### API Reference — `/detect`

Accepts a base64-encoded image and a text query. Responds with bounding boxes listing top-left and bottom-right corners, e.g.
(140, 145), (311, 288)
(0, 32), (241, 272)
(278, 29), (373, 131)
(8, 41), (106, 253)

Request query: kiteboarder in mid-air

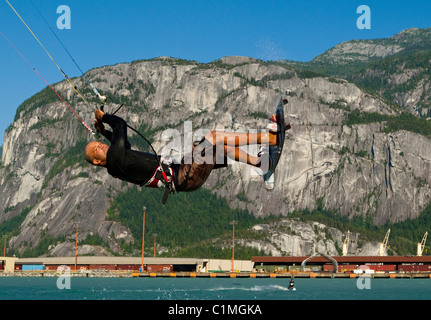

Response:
(84, 98), (290, 203)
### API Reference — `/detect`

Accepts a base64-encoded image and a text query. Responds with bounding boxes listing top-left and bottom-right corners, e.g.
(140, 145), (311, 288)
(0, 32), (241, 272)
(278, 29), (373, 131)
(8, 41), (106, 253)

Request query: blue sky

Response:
(1, 0), (431, 144)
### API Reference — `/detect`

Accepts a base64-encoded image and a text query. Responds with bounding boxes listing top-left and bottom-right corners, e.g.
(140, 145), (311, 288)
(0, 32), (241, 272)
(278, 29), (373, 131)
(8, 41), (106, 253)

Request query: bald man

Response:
(85, 108), (284, 193)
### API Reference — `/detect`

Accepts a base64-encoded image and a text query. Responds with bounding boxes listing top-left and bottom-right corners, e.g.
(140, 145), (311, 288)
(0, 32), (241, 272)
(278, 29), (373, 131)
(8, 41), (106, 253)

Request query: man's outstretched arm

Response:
(95, 108), (131, 150)
(94, 109), (113, 141)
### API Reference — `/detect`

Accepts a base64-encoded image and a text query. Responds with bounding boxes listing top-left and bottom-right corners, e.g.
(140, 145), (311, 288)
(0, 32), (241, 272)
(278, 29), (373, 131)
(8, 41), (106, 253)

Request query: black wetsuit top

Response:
(101, 114), (159, 186)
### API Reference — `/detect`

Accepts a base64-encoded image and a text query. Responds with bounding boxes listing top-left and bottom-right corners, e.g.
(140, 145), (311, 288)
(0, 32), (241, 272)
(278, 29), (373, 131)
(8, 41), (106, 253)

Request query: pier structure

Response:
(252, 255), (431, 272)
(0, 256), (18, 273)
(1, 255), (431, 279)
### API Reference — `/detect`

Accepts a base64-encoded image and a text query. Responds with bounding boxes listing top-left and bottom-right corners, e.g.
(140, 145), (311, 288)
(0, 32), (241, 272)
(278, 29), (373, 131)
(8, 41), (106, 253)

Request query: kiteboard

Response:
(262, 98), (290, 191)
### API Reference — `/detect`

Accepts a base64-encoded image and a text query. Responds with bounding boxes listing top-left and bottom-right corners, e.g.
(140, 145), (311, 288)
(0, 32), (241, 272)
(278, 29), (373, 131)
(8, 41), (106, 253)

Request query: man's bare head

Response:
(85, 141), (109, 166)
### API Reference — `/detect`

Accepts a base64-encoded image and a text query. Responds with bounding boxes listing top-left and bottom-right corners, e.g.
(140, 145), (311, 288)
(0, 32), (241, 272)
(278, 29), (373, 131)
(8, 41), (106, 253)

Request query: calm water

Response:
(0, 277), (430, 300)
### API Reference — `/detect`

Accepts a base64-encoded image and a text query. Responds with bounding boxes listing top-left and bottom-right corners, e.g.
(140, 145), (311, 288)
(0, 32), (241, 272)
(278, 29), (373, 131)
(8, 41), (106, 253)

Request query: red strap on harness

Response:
(162, 171), (169, 183)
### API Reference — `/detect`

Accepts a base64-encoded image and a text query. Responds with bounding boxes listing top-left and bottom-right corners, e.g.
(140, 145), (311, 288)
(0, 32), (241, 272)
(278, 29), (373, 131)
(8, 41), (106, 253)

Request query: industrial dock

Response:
(2, 255), (431, 279)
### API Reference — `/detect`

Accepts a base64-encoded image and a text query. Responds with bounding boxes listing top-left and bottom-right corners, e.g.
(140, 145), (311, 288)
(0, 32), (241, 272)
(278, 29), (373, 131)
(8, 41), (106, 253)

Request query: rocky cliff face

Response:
(306, 28), (431, 117)
(244, 218), (381, 257)
(312, 28), (431, 65)
(1, 44), (430, 256)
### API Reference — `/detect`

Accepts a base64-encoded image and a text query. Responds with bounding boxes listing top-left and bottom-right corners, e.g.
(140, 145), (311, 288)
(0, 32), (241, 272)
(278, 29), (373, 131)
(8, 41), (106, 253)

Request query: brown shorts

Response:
(175, 139), (227, 192)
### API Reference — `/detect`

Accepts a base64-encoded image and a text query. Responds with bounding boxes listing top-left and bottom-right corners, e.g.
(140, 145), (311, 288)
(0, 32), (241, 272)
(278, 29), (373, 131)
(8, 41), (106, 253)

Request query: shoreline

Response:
(1, 271), (431, 279)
